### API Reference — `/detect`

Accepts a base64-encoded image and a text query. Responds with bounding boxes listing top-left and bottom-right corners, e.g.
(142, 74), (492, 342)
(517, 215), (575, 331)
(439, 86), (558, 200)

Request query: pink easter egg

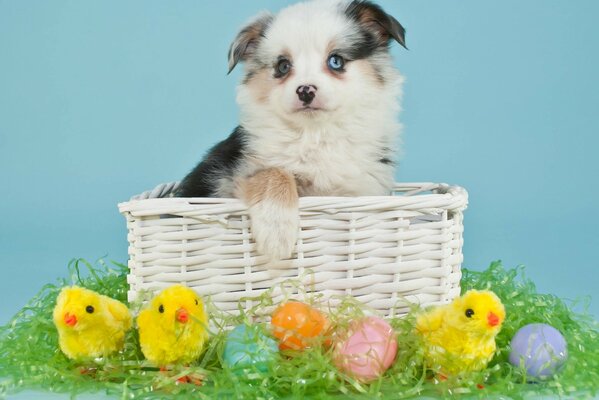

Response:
(333, 316), (398, 382)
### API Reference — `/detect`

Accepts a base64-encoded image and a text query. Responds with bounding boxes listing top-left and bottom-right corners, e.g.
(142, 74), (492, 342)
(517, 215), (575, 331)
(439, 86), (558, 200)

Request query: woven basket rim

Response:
(119, 182), (468, 214)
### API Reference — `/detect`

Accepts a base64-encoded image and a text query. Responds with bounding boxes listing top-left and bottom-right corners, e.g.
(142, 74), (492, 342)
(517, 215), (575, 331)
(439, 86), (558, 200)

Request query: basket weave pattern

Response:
(119, 183), (468, 318)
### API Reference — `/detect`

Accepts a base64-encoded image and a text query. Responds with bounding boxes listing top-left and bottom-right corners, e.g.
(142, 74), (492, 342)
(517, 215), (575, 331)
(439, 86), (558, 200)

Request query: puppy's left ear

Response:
(228, 12), (273, 74)
(345, 0), (407, 49)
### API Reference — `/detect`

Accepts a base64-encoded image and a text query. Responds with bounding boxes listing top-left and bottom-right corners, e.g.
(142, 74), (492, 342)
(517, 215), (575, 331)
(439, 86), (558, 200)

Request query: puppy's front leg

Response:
(237, 168), (299, 260)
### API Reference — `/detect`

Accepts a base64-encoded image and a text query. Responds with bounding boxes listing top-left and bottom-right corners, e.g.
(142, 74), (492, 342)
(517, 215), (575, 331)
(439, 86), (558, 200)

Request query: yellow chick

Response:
(53, 286), (132, 360)
(137, 285), (208, 366)
(415, 290), (506, 376)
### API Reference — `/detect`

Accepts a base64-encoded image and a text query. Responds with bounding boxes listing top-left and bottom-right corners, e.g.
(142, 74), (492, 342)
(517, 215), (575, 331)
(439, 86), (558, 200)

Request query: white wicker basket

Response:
(118, 182), (468, 318)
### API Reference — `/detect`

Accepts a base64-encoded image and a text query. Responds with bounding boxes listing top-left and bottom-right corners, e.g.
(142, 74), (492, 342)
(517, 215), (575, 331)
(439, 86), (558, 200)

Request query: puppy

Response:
(175, 0), (406, 260)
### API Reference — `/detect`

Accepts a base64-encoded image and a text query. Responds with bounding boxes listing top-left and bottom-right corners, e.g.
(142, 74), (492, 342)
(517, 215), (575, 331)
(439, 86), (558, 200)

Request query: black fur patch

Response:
(344, 0), (407, 50)
(175, 126), (247, 197)
(379, 147), (395, 165)
(341, 31), (381, 61)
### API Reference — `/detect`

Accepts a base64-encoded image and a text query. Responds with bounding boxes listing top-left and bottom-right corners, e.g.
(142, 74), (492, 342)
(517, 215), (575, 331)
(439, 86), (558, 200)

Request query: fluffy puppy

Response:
(176, 0), (406, 260)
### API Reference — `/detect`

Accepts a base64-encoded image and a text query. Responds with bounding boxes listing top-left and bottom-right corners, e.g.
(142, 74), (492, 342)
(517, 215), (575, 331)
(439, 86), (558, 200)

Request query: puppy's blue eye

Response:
(327, 55), (345, 71)
(276, 59), (291, 76)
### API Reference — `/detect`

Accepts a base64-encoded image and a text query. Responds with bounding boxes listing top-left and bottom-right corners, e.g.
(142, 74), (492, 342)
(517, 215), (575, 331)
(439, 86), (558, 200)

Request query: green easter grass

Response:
(1, 259), (598, 399)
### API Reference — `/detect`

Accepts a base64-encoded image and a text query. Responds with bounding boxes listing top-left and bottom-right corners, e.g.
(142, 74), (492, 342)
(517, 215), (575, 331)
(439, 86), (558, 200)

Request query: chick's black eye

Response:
(327, 54), (345, 71)
(158, 304), (164, 313)
(86, 305), (94, 314)
(195, 299), (199, 306)
(276, 59), (291, 76)
(465, 308), (475, 318)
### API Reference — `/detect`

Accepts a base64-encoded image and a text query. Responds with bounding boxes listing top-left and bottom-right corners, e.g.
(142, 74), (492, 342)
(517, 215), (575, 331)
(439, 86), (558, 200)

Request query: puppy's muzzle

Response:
(296, 85), (317, 105)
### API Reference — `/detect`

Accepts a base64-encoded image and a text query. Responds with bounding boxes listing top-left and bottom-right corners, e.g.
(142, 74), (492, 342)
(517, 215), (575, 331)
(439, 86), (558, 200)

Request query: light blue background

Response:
(1, 0), (598, 340)
(1, 1), (598, 399)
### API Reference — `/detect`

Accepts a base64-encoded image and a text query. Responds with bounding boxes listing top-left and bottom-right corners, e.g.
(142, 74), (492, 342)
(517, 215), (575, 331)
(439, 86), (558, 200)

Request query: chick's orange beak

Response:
(176, 308), (189, 324)
(487, 311), (500, 327)
(64, 312), (77, 327)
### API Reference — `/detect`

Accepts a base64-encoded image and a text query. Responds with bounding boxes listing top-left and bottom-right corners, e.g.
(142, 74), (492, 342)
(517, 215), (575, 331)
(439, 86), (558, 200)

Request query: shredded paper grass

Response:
(0, 259), (597, 399)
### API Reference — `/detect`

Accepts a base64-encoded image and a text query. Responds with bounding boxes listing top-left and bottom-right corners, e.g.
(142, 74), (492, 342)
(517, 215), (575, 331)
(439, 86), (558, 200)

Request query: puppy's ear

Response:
(228, 12), (273, 74)
(345, 0), (407, 49)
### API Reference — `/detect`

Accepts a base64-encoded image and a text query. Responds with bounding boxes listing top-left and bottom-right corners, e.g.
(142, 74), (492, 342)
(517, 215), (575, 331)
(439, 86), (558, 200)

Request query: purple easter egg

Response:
(509, 323), (568, 378)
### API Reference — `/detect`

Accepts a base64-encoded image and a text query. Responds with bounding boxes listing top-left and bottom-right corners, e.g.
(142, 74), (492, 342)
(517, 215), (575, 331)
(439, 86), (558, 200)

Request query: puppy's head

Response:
(229, 0), (406, 127)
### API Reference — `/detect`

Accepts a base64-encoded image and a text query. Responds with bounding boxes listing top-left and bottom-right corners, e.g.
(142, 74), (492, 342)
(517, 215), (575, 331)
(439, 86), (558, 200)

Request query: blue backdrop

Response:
(1, 0), (598, 330)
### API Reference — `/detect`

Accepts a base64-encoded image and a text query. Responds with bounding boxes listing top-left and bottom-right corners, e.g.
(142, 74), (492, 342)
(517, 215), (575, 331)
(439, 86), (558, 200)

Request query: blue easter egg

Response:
(223, 324), (278, 372)
(509, 323), (568, 378)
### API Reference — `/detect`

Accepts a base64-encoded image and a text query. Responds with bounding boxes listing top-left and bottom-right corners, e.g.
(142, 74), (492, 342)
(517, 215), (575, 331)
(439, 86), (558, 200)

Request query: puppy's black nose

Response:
(296, 85), (317, 105)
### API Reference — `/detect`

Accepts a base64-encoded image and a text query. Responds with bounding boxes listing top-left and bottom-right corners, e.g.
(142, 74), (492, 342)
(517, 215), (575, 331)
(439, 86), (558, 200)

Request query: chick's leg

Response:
(160, 366), (203, 386)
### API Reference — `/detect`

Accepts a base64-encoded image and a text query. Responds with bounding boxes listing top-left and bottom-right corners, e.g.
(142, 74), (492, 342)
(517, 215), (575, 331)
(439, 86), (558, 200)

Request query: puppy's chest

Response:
(251, 134), (390, 196)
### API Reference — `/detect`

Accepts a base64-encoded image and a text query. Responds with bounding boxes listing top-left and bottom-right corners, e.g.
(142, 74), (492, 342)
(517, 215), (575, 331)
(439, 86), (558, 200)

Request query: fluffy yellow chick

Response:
(416, 290), (506, 376)
(53, 286), (132, 360)
(137, 285), (208, 366)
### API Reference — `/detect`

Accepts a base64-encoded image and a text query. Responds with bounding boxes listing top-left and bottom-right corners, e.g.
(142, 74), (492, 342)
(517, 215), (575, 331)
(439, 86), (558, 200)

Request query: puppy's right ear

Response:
(227, 12), (273, 74)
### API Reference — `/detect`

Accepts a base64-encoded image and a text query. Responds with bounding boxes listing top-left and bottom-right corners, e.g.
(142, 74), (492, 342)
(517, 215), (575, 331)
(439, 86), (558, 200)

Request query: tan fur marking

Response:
(325, 41), (336, 55)
(353, 59), (384, 85)
(351, 7), (389, 45)
(246, 69), (275, 103)
(294, 174), (315, 197)
(240, 168), (298, 208)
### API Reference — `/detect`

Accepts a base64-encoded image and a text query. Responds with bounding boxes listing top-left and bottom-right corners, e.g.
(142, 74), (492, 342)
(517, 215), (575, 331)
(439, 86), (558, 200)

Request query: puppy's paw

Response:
(249, 201), (299, 260)
(237, 167), (299, 260)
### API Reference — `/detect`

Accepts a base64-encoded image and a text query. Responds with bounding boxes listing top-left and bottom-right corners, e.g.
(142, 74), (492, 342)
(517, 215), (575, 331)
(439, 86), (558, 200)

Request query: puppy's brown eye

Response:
(276, 58), (291, 77)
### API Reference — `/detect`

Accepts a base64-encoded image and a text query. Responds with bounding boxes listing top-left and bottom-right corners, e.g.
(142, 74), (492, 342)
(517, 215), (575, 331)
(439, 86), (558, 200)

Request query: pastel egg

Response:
(333, 316), (398, 382)
(223, 324), (278, 372)
(271, 301), (328, 350)
(509, 323), (568, 379)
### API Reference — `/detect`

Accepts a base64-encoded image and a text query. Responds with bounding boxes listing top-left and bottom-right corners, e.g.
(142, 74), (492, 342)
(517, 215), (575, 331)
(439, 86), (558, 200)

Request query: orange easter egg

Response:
(271, 301), (327, 350)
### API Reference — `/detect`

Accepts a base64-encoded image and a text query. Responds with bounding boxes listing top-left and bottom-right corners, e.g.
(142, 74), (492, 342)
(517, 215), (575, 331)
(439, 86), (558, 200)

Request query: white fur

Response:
(247, 199), (300, 260)
(236, 0), (403, 197)
(229, 0), (404, 258)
